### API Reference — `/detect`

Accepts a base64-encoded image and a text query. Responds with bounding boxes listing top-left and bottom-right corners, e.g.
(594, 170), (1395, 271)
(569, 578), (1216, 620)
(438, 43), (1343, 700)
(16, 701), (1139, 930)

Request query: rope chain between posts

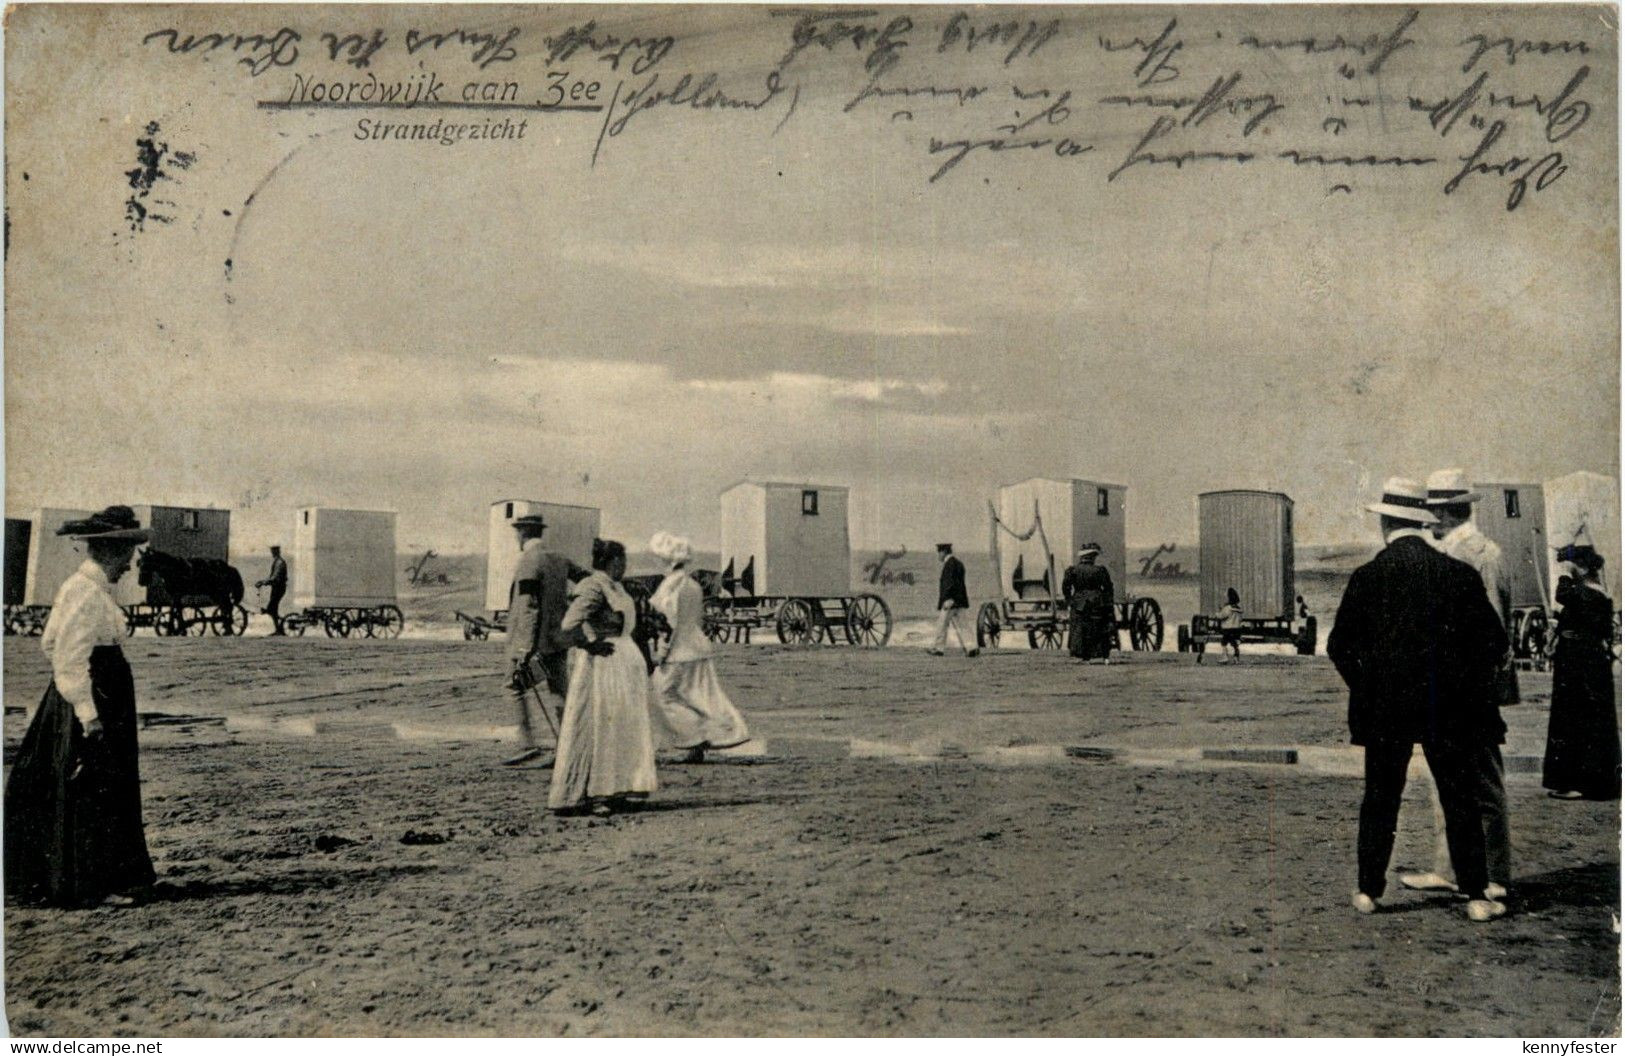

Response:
(986, 500), (1061, 614)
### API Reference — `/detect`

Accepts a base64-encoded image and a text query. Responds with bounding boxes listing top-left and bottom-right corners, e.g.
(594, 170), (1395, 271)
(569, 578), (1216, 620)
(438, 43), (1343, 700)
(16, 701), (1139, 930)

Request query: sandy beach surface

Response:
(3, 636), (1618, 1037)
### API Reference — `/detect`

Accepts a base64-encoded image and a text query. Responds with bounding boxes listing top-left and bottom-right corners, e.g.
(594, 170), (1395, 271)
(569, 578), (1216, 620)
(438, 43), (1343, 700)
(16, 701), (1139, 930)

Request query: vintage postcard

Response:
(2, 2), (1619, 1039)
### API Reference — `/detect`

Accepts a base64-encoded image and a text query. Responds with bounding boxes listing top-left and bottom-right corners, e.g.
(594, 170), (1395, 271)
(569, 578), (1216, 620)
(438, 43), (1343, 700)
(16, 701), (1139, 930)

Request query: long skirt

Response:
(650, 659), (750, 751)
(1543, 641), (1622, 799)
(4, 646), (155, 907)
(1068, 608), (1114, 660)
(547, 638), (658, 810)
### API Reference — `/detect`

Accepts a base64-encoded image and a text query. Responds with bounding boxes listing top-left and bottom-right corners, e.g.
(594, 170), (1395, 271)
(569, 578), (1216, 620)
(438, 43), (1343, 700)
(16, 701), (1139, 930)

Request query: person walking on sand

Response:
(647, 531), (750, 764)
(1215, 587), (1244, 664)
(1543, 544), (1620, 801)
(502, 513), (586, 767)
(549, 539), (658, 816)
(255, 544), (289, 634)
(4, 507), (157, 908)
(930, 543), (977, 657)
(1397, 469), (1515, 900)
(1063, 543), (1115, 663)
(1328, 478), (1510, 923)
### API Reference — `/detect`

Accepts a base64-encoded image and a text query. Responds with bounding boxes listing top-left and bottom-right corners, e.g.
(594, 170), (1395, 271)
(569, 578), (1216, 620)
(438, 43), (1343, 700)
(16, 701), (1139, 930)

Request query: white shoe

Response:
(1466, 899), (1507, 922)
(1485, 883), (1507, 900)
(1399, 871), (1459, 893)
(1351, 892), (1380, 914)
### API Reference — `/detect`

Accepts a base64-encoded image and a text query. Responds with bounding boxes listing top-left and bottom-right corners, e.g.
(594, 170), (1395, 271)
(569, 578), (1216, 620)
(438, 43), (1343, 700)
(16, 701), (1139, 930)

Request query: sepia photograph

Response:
(1, 1), (1619, 1038)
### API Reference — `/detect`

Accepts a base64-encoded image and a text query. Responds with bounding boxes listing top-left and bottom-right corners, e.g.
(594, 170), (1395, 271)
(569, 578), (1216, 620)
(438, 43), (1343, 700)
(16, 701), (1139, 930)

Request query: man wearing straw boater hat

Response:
(1327, 478), (1510, 922)
(502, 512), (587, 766)
(930, 542), (977, 657)
(1393, 469), (1516, 901)
(4, 506), (157, 907)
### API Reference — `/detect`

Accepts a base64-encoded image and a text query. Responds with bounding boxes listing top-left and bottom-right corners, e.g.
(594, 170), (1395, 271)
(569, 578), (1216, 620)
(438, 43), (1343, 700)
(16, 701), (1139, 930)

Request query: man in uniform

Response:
(930, 542), (977, 657)
(502, 513), (587, 766)
(1397, 469), (1516, 899)
(255, 545), (289, 635)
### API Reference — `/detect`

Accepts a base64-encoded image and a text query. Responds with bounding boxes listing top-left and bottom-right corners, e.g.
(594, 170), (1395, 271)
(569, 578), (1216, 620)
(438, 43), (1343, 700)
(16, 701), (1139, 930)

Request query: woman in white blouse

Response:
(647, 532), (750, 763)
(4, 507), (156, 908)
(548, 539), (658, 816)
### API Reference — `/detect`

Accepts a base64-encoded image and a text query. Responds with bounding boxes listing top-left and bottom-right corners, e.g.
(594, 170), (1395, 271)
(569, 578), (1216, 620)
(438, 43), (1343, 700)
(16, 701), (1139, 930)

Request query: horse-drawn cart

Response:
(285, 507), (405, 639)
(1175, 490), (1315, 657)
(976, 478), (1164, 654)
(709, 481), (893, 647)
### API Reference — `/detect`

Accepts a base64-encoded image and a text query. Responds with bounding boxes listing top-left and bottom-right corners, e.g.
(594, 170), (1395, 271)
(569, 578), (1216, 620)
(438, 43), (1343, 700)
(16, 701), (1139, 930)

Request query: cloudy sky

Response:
(5, 4), (1618, 556)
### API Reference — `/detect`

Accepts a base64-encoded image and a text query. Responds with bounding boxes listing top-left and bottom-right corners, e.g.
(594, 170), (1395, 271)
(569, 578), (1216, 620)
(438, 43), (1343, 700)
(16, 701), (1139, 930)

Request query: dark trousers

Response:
(266, 582), (286, 622)
(1359, 739), (1491, 900)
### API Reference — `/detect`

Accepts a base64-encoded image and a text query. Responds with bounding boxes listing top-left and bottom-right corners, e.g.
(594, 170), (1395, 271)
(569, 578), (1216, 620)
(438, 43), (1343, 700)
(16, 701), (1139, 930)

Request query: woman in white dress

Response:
(547, 539), (658, 816)
(647, 532), (750, 763)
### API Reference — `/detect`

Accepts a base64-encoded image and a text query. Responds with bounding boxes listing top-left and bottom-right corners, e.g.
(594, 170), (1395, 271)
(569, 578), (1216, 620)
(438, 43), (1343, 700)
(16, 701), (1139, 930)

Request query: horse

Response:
(137, 549), (246, 629)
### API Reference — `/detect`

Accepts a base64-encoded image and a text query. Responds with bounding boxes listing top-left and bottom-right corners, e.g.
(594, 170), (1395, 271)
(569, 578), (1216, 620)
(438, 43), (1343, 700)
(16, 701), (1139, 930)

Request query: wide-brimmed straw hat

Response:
(1079, 542), (1102, 556)
(650, 531), (692, 565)
(1425, 468), (1484, 506)
(58, 505), (150, 542)
(1365, 478), (1439, 525)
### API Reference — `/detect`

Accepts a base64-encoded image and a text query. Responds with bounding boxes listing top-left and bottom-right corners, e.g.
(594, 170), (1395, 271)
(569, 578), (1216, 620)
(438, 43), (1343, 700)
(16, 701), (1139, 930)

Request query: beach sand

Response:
(3, 637), (1617, 1036)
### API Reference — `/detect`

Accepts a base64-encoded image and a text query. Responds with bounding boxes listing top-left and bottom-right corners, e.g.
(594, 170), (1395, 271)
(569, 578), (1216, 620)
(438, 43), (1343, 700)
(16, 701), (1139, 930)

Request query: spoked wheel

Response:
(285, 613), (309, 637)
(775, 599), (820, 645)
(123, 610), (140, 637)
(462, 620), (487, 641)
(1028, 623), (1063, 650)
(230, 604), (250, 637)
(844, 593), (892, 647)
(1519, 609), (1550, 670)
(324, 610), (352, 638)
(378, 604), (404, 639)
(702, 597), (730, 642)
(158, 606), (188, 637)
(976, 602), (1003, 649)
(1129, 597), (1164, 651)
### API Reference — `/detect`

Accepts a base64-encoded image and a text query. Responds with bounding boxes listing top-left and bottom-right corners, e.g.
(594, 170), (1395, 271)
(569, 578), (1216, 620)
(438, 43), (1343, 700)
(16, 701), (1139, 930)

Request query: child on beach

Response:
(1216, 588), (1244, 664)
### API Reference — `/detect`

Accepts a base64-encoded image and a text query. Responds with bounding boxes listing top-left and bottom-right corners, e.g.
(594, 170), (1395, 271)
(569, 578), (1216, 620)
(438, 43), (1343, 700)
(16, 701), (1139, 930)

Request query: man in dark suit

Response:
(931, 542), (977, 657)
(1328, 477), (1510, 922)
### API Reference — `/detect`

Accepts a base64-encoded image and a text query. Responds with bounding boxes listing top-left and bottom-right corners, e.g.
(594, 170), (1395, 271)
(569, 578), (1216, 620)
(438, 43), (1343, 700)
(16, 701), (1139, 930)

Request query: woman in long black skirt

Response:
(5, 507), (156, 908)
(1543, 546), (1621, 801)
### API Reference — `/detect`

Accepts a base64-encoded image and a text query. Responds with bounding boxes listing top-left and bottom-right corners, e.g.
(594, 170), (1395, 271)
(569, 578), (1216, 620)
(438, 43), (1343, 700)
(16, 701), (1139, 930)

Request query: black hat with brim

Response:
(59, 505), (150, 543)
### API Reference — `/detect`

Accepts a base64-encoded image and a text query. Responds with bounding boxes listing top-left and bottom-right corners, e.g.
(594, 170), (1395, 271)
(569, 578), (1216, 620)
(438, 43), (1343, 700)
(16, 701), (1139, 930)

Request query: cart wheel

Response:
(976, 602), (1002, 650)
(231, 604), (249, 637)
(286, 613), (308, 637)
(1129, 598), (1164, 652)
(379, 605), (404, 639)
(1177, 624), (1190, 653)
(843, 593), (892, 647)
(324, 611), (350, 638)
(702, 597), (730, 643)
(775, 599), (819, 645)
(1519, 609), (1550, 670)
(123, 609), (139, 637)
(164, 606), (191, 637)
(202, 605), (230, 636)
(462, 620), (485, 641)
(1028, 624), (1063, 650)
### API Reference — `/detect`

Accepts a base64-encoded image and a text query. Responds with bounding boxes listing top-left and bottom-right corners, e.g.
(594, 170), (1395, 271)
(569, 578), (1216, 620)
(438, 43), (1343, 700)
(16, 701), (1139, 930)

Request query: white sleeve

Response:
(43, 592), (100, 725)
